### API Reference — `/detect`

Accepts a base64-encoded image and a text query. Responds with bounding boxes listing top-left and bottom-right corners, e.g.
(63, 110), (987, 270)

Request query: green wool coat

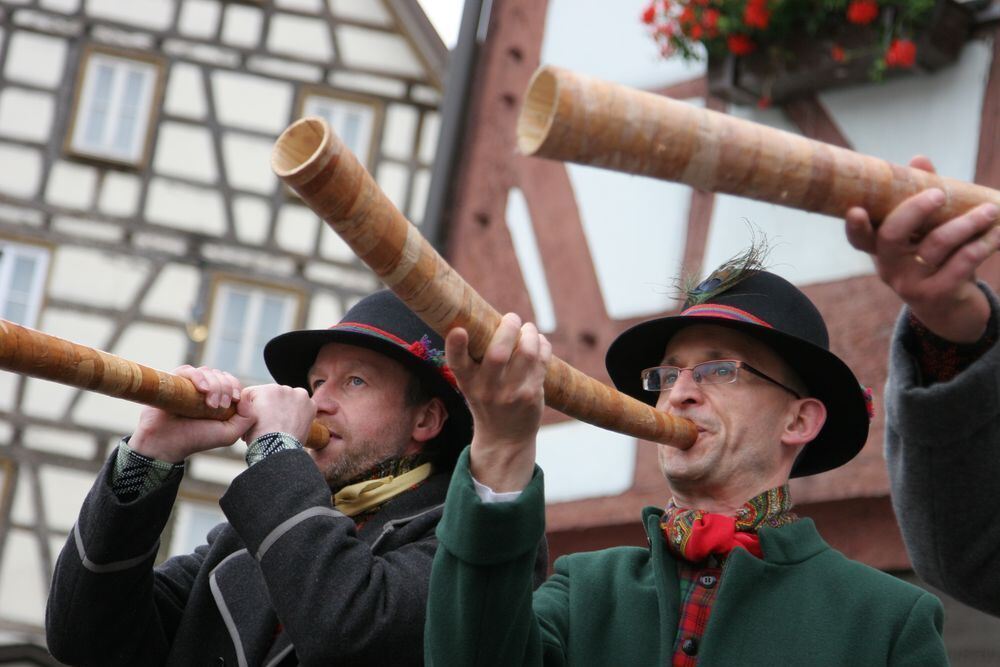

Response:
(426, 449), (948, 666)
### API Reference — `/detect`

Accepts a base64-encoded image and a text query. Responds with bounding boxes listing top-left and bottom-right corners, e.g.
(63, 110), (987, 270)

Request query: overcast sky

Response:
(417, 0), (463, 49)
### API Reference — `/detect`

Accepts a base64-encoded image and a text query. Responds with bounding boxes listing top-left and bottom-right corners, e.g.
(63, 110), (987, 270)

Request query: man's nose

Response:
(664, 369), (703, 408)
(311, 384), (339, 414)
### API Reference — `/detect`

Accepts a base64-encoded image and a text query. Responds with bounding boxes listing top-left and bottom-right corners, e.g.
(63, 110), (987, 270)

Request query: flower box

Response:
(706, 0), (973, 106)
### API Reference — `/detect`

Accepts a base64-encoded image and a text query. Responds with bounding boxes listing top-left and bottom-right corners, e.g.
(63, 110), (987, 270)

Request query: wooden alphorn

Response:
(271, 118), (697, 449)
(0, 318), (330, 448)
(517, 66), (1000, 225)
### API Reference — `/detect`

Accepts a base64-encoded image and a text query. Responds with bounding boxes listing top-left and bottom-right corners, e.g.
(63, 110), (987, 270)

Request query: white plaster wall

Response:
(221, 4), (263, 49)
(505, 187), (556, 332)
(41, 0), (81, 12)
(542, 0), (703, 90)
(328, 0), (393, 26)
(277, 0), (323, 11)
(45, 160), (97, 209)
(4, 30), (67, 89)
(329, 71), (407, 98)
(419, 112), (440, 164)
(375, 162), (409, 211)
(164, 62), (208, 120)
(222, 133), (277, 194)
(536, 421), (637, 503)
(0, 142), (42, 198)
(154, 122), (219, 183)
(49, 246), (151, 310)
(233, 195), (271, 244)
(74, 390), (143, 434)
(113, 324), (189, 372)
(307, 291), (344, 328)
(86, 0), (175, 30)
(0, 88), (55, 143)
(567, 162), (689, 319)
(0, 530), (47, 625)
(268, 13), (334, 62)
(188, 454), (245, 486)
(382, 104), (418, 160)
(39, 466), (95, 532)
(141, 263), (201, 319)
(335, 26), (425, 79)
(146, 178), (227, 235)
(409, 168), (431, 223)
(319, 225), (355, 262)
(53, 216), (124, 243)
(211, 71), (292, 134)
(23, 425), (96, 460)
(178, 0), (222, 40)
(98, 171), (142, 217)
(275, 204), (319, 255)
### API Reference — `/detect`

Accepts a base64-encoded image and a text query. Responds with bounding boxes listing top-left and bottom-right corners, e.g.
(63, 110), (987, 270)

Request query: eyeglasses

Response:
(640, 359), (802, 399)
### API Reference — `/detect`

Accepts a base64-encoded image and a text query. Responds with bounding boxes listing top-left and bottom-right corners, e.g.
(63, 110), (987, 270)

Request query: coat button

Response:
(681, 638), (698, 656)
(699, 574), (718, 588)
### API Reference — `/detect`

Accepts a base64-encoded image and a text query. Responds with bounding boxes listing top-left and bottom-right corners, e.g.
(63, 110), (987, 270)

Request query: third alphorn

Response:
(517, 65), (1000, 225)
(271, 117), (696, 449)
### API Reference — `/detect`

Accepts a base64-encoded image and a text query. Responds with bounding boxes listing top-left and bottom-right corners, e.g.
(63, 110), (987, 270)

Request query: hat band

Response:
(679, 304), (773, 328)
(331, 322), (458, 388)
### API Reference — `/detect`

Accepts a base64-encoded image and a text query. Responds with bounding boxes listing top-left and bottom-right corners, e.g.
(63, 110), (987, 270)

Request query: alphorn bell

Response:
(0, 318), (331, 449)
(271, 118), (697, 449)
(517, 66), (1000, 224)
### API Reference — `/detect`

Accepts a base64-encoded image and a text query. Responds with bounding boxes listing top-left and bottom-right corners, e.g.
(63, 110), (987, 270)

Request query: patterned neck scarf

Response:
(660, 485), (797, 563)
(332, 454), (430, 524)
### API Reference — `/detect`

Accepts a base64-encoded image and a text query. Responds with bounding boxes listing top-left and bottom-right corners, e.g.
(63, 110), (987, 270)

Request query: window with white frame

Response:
(203, 282), (299, 385)
(0, 242), (49, 328)
(301, 92), (378, 168)
(68, 49), (162, 165)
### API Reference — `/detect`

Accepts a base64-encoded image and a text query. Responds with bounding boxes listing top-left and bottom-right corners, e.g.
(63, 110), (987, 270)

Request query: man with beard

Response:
(46, 290), (491, 666)
(426, 258), (947, 666)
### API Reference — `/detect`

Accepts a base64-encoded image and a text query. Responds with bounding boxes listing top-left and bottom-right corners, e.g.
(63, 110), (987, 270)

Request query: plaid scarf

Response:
(660, 485), (797, 563)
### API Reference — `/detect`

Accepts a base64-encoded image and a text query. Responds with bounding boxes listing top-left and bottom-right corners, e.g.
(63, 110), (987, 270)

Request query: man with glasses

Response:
(425, 262), (948, 666)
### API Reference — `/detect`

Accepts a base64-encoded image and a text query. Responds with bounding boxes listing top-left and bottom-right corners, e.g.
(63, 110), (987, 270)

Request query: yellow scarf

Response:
(333, 462), (434, 517)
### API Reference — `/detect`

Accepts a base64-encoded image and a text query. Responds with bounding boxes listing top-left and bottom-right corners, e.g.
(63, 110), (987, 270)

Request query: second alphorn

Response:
(0, 318), (330, 448)
(271, 118), (697, 449)
(517, 65), (1000, 225)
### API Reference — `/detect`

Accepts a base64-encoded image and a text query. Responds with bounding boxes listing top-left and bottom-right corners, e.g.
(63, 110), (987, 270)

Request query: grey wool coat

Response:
(46, 447), (455, 666)
(885, 283), (1000, 617)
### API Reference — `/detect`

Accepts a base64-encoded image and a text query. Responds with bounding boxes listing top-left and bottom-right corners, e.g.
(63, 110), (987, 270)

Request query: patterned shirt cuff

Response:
(905, 307), (998, 385)
(111, 438), (185, 501)
(245, 432), (303, 467)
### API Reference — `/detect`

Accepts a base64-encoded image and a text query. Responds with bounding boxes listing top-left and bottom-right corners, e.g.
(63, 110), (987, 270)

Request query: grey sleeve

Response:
(885, 283), (1000, 616)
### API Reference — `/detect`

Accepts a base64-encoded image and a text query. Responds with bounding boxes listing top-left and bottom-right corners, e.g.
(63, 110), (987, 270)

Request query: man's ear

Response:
(411, 397), (448, 444)
(780, 397), (827, 448)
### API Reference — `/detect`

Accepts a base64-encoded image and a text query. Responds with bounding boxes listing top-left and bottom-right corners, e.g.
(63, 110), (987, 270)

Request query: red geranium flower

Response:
(689, 23), (704, 39)
(846, 0), (879, 25)
(702, 8), (720, 30)
(641, 2), (657, 25)
(885, 38), (917, 68)
(744, 0), (771, 30)
(727, 34), (756, 55)
(831, 45), (846, 62)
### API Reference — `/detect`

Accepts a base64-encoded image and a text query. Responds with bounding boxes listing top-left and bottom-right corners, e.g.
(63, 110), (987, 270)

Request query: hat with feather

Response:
(605, 252), (871, 478)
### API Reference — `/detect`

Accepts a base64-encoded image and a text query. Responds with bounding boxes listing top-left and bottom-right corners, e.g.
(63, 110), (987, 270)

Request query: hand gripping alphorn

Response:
(271, 118), (697, 449)
(0, 318), (330, 448)
(517, 66), (1000, 224)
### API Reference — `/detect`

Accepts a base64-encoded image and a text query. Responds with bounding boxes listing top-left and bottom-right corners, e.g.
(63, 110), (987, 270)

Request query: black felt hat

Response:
(605, 270), (871, 478)
(264, 290), (472, 461)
